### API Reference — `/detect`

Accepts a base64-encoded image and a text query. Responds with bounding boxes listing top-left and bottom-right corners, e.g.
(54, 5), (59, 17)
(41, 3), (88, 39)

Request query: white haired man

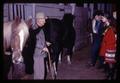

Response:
(33, 12), (49, 79)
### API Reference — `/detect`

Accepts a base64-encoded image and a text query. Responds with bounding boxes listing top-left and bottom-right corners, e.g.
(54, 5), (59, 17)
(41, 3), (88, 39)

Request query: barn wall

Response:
(35, 4), (65, 20)
(74, 7), (89, 51)
(3, 3), (115, 51)
(3, 3), (72, 21)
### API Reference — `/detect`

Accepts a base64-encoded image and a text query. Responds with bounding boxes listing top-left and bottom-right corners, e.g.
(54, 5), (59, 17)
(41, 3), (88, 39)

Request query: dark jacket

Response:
(22, 28), (36, 57)
(22, 25), (42, 57)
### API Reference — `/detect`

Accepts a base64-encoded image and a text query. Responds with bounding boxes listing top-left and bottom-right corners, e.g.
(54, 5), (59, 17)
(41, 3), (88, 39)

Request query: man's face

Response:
(95, 15), (101, 21)
(36, 17), (46, 27)
(95, 15), (99, 20)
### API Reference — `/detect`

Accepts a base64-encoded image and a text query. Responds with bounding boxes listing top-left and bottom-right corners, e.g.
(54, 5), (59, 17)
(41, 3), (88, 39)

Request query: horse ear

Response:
(14, 16), (21, 24)
(12, 16), (21, 29)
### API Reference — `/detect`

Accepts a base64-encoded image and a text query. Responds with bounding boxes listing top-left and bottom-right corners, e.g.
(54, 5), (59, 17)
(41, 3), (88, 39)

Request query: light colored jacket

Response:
(34, 29), (47, 57)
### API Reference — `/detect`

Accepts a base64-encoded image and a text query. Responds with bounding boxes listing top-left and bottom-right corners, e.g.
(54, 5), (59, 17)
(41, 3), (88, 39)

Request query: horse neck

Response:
(19, 20), (29, 51)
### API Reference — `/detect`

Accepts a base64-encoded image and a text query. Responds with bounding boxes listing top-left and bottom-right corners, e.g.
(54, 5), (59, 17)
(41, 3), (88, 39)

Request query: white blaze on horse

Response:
(4, 17), (29, 64)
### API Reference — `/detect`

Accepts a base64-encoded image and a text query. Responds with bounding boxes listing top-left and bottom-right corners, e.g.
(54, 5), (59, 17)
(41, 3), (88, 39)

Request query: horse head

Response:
(11, 17), (29, 64)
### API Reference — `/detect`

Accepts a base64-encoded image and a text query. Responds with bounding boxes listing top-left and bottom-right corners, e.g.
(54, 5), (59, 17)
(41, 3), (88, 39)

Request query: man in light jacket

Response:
(33, 12), (49, 79)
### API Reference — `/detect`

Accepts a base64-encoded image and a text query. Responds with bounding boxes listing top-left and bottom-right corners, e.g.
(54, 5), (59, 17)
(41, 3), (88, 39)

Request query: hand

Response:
(43, 47), (49, 53)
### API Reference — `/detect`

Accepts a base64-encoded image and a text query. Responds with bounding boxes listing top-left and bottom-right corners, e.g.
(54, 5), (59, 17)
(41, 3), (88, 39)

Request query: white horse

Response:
(4, 17), (29, 64)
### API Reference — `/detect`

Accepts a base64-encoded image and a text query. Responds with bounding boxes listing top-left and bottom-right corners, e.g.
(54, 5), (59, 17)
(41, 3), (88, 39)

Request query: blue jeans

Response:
(91, 34), (103, 66)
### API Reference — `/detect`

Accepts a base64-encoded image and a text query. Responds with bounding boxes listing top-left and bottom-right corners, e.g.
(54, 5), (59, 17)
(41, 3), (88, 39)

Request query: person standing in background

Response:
(89, 10), (104, 68)
(99, 15), (117, 80)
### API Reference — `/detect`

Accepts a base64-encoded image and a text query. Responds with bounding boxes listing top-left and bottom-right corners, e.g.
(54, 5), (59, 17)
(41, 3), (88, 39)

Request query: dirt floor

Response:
(8, 45), (106, 80)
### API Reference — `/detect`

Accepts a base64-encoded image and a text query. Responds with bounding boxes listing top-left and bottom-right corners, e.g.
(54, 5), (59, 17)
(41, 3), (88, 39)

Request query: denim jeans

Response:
(91, 34), (103, 66)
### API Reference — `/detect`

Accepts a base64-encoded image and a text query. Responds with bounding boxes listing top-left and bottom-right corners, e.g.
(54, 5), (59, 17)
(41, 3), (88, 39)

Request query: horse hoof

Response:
(67, 56), (71, 64)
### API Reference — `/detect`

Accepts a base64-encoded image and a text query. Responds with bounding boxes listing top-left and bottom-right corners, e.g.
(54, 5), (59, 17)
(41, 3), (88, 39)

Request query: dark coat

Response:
(22, 28), (36, 57)
(22, 27), (37, 74)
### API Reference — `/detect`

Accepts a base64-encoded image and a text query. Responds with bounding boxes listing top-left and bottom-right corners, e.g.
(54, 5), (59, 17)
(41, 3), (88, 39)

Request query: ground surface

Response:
(8, 45), (106, 80)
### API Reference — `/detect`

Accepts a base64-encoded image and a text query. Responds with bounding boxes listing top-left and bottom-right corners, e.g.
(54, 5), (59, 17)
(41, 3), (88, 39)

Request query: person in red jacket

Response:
(99, 15), (117, 80)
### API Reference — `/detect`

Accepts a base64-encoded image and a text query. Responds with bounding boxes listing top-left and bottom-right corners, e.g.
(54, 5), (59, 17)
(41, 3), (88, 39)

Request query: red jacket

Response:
(99, 26), (116, 63)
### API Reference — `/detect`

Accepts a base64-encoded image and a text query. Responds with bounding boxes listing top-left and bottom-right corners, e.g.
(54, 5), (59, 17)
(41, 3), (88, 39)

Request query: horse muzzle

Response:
(12, 50), (23, 64)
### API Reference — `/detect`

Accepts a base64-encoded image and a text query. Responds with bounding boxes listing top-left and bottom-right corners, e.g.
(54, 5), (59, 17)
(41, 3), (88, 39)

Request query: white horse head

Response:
(4, 18), (29, 64)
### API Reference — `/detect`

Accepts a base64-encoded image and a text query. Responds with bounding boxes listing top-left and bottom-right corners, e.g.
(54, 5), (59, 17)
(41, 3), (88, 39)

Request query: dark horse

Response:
(61, 13), (76, 64)
(3, 17), (29, 79)
(43, 16), (75, 78)
(43, 18), (64, 77)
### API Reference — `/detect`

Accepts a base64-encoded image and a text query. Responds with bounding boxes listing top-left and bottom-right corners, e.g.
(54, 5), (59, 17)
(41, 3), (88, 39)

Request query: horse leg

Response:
(53, 62), (57, 76)
(67, 55), (71, 64)
(45, 57), (50, 73)
(53, 47), (63, 79)
(66, 47), (74, 64)
(58, 51), (62, 64)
